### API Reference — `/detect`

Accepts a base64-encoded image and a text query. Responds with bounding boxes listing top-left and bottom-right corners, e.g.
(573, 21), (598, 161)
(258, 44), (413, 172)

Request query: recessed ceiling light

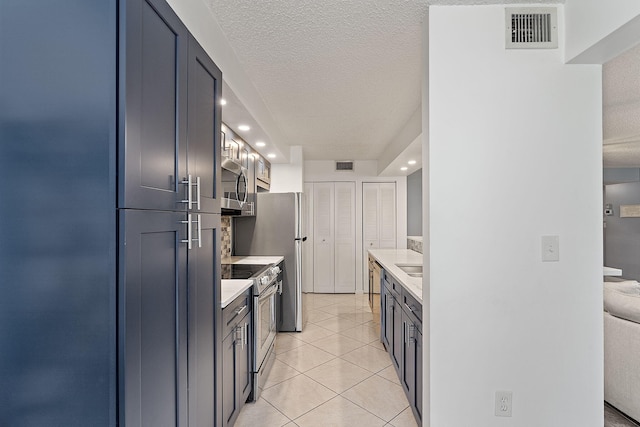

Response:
(267, 153), (276, 159)
(256, 141), (266, 147)
(401, 166), (408, 171)
(220, 98), (227, 106)
(238, 124), (250, 132)
(408, 160), (416, 165)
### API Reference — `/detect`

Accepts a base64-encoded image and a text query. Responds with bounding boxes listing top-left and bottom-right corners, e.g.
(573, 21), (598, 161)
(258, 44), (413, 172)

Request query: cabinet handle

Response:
(235, 305), (247, 316)
(404, 303), (414, 313)
(244, 322), (248, 347)
(195, 176), (201, 210)
(181, 214), (193, 250)
(235, 325), (244, 349)
(404, 323), (408, 344)
(195, 214), (202, 248)
(180, 175), (193, 209)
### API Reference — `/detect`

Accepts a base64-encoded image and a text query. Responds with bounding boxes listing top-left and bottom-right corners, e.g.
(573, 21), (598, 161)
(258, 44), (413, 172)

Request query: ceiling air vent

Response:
(335, 161), (354, 171)
(505, 7), (558, 49)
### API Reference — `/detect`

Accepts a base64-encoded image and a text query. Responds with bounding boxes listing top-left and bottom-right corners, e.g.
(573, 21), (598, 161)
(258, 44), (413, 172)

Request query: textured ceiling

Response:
(207, 0), (560, 161)
(603, 43), (640, 167)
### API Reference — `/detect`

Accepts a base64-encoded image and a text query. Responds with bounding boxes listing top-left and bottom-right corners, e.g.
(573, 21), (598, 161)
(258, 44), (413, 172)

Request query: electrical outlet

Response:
(495, 391), (512, 417)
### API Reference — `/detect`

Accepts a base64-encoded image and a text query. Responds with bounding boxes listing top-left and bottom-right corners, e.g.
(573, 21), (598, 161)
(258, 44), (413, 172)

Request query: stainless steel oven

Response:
(252, 264), (280, 401)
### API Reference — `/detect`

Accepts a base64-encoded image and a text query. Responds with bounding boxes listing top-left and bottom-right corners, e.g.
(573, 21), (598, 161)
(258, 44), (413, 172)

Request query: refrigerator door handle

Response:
(295, 239), (303, 331)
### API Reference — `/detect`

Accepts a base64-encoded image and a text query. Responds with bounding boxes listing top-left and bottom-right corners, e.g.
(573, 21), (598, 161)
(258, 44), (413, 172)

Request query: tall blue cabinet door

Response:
(119, 0), (189, 211)
(0, 1), (117, 426)
(187, 213), (222, 426)
(187, 36), (222, 214)
(119, 210), (189, 427)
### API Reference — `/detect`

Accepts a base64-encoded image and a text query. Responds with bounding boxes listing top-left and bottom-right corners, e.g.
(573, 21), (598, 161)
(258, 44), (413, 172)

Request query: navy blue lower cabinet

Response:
(120, 210), (222, 427)
(119, 210), (189, 427)
(400, 293), (423, 424)
(221, 290), (252, 427)
(380, 272), (423, 425)
(381, 282), (393, 352)
(188, 213), (221, 426)
(392, 297), (403, 373)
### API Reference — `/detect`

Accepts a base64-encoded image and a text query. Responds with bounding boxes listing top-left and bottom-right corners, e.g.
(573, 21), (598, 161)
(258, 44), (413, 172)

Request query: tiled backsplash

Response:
(407, 236), (423, 254)
(221, 216), (232, 259)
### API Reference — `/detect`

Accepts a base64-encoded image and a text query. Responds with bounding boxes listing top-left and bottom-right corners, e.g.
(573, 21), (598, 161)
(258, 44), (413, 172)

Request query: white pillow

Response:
(603, 280), (640, 295)
(604, 288), (640, 325)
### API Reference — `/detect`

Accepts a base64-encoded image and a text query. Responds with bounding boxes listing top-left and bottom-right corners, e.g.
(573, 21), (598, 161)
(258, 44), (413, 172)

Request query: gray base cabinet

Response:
(222, 290), (253, 427)
(381, 271), (422, 424)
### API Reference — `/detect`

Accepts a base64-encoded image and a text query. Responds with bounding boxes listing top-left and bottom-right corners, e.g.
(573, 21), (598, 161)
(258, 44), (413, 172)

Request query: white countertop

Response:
(407, 236), (423, 242)
(604, 266), (623, 276)
(221, 279), (253, 308)
(222, 256), (285, 265)
(368, 249), (423, 303)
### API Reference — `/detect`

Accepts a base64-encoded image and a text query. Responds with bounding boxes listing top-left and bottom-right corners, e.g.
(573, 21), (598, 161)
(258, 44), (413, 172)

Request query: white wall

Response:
(565, 0), (640, 63)
(427, 5), (603, 426)
(271, 146), (304, 193)
(305, 160), (407, 293)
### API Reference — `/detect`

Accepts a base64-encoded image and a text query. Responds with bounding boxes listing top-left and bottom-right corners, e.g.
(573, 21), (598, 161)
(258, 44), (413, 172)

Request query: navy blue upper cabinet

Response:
(120, 0), (222, 213)
(187, 37), (222, 214)
(120, 0), (189, 211)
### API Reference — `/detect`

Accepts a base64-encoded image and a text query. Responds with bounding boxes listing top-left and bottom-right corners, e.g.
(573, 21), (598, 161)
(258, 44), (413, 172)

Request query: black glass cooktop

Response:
(221, 263), (270, 280)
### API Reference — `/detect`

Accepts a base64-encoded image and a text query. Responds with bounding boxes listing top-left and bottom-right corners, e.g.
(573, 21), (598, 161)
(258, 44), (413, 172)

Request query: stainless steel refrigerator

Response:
(234, 192), (307, 331)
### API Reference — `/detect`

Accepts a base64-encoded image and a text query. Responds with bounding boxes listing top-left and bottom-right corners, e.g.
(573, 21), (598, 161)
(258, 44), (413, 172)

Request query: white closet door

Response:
(334, 182), (356, 293)
(313, 183), (335, 293)
(303, 183), (314, 293)
(363, 183), (380, 251)
(379, 183), (397, 248)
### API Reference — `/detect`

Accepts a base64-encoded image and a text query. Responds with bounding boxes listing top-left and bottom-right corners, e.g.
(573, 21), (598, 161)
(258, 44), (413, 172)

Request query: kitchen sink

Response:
(395, 264), (423, 277)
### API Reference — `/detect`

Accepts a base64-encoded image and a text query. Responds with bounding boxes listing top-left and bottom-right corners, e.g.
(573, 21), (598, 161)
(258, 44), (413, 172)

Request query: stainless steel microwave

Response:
(221, 159), (254, 216)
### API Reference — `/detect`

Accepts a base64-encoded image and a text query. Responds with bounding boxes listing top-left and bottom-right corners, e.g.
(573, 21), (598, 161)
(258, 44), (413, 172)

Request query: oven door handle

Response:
(258, 283), (278, 300)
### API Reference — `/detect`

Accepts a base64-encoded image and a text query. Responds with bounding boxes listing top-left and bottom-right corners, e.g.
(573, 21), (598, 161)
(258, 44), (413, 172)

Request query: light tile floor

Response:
(236, 293), (418, 427)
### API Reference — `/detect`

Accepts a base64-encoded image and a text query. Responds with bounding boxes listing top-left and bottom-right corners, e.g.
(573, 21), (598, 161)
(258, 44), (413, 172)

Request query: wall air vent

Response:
(505, 7), (558, 49)
(335, 161), (354, 171)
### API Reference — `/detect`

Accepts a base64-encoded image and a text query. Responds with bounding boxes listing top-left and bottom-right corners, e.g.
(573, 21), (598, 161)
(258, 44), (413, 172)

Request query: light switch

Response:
(541, 235), (559, 262)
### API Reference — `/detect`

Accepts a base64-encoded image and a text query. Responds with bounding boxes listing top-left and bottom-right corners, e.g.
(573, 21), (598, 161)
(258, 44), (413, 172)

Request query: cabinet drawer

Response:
(222, 289), (251, 338)
(402, 288), (422, 328)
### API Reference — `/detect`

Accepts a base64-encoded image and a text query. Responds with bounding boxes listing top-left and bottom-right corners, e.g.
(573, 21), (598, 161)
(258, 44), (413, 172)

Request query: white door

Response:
(363, 183), (380, 251)
(313, 183), (334, 293)
(363, 182), (397, 292)
(379, 183), (397, 248)
(334, 182), (356, 293)
(303, 183), (314, 293)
